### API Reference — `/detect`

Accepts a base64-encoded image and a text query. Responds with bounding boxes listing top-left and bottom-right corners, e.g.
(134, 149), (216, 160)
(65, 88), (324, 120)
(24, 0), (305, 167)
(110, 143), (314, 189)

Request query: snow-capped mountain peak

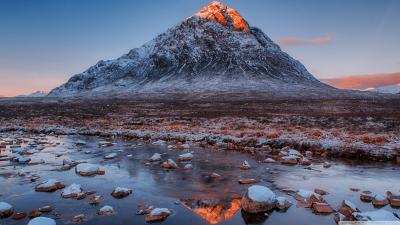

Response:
(49, 1), (333, 98)
(195, 1), (249, 32)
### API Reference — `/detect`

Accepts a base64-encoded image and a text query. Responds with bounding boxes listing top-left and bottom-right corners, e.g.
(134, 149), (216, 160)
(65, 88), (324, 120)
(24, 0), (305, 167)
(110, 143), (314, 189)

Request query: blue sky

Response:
(0, 0), (399, 96)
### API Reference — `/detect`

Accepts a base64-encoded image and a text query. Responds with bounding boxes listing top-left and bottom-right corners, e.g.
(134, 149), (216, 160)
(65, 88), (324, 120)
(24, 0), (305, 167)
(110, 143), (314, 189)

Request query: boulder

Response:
(111, 187), (132, 198)
(314, 188), (329, 196)
(161, 159), (179, 169)
(263, 158), (275, 163)
(61, 183), (85, 199)
(241, 185), (276, 213)
(89, 195), (104, 205)
(35, 179), (65, 192)
(178, 153), (194, 161)
(312, 202), (333, 214)
(183, 164), (193, 170)
(280, 156), (298, 165)
(39, 206), (53, 213)
(238, 179), (258, 184)
(387, 191), (400, 208)
(28, 217), (56, 225)
(372, 194), (389, 207)
(149, 153), (162, 162)
(0, 202), (14, 218)
(12, 212), (27, 220)
(275, 196), (292, 211)
(71, 214), (87, 222)
(104, 153), (118, 159)
(28, 210), (42, 218)
(360, 191), (374, 202)
(97, 205), (115, 216)
(338, 200), (359, 218)
(240, 160), (251, 170)
(145, 208), (171, 223)
(75, 163), (104, 176)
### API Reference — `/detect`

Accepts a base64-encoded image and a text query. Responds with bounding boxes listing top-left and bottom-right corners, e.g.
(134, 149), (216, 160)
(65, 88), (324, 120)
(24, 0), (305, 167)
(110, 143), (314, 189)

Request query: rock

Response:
(314, 188), (329, 196)
(312, 202), (333, 214)
(387, 191), (400, 208)
(152, 140), (166, 146)
(238, 179), (258, 184)
(275, 197), (292, 211)
(241, 185), (276, 213)
(28, 217), (56, 225)
(61, 183), (85, 199)
(145, 208), (171, 223)
(209, 172), (222, 178)
(98, 141), (113, 147)
(178, 153), (194, 161)
(71, 214), (87, 222)
(35, 179), (65, 192)
(29, 210), (42, 218)
(333, 212), (347, 224)
(323, 162), (331, 168)
(12, 212), (27, 220)
(350, 188), (360, 192)
(240, 160), (251, 170)
(0, 202), (14, 218)
(372, 194), (389, 207)
(111, 187), (132, 198)
(104, 153), (118, 159)
(300, 158), (312, 165)
(98, 205), (115, 216)
(89, 195), (104, 205)
(360, 191), (374, 202)
(149, 153), (162, 162)
(75, 163), (104, 176)
(295, 189), (323, 207)
(183, 164), (193, 170)
(338, 200), (359, 218)
(280, 156), (298, 165)
(353, 209), (400, 221)
(75, 140), (87, 146)
(263, 158), (275, 163)
(161, 159), (179, 169)
(39, 206), (53, 213)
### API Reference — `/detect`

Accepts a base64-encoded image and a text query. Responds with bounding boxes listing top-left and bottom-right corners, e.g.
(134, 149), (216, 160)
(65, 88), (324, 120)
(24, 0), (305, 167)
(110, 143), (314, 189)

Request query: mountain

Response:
(49, 1), (334, 98)
(363, 83), (400, 94)
(15, 91), (48, 98)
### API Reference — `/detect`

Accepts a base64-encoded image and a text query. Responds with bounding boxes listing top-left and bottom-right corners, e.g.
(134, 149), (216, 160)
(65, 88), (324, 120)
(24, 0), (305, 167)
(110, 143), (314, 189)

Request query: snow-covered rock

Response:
(275, 196), (292, 211)
(372, 194), (389, 207)
(149, 153), (162, 162)
(152, 140), (166, 146)
(35, 179), (65, 192)
(240, 160), (251, 169)
(161, 159), (179, 169)
(104, 153), (118, 159)
(111, 187), (132, 198)
(353, 209), (400, 221)
(263, 158), (275, 163)
(183, 164), (193, 170)
(241, 185), (276, 213)
(178, 153), (193, 161)
(61, 183), (84, 198)
(145, 208), (171, 223)
(0, 202), (14, 218)
(27, 217), (56, 225)
(98, 205), (115, 216)
(75, 163), (104, 176)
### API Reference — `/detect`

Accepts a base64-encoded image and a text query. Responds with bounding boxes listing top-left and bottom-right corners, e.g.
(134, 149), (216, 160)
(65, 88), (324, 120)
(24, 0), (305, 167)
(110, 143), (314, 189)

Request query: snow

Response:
(28, 217), (56, 225)
(152, 140), (166, 145)
(114, 187), (132, 193)
(178, 153), (193, 160)
(264, 158), (276, 163)
(36, 179), (60, 189)
(150, 208), (171, 216)
(61, 183), (83, 197)
(374, 194), (387, 201)
(0, 202), (12, 212)
(98, 205), (115, 216)
(297, 189), (319, 199)
(343, 200), (358, 211)
(353, 209), (399, 221)
(149, 153), (162, 161)
(104, 153), (118, 159)
(75, 163), (100, 174)
(247, 185), (276, 202)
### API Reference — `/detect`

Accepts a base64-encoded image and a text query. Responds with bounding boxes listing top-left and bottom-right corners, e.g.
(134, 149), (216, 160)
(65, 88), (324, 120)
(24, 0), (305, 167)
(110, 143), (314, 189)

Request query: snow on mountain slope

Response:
(363, 83), (400, 94)
(49, 1), (334, 98)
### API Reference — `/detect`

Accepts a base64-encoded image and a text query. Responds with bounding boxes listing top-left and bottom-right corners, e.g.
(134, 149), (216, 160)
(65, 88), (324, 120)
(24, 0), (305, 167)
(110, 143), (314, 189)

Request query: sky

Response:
(0, 0), (399, 96)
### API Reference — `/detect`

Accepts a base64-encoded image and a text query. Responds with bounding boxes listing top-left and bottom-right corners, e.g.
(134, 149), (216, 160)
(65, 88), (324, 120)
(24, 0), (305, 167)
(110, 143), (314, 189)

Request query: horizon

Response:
(1, 0), (400, 96)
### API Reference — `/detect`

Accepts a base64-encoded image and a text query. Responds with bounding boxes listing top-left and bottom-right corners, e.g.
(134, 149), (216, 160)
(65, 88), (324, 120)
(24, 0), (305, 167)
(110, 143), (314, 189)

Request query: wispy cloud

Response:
(276, 34), (332, 46)
(321, 72), (400, 90)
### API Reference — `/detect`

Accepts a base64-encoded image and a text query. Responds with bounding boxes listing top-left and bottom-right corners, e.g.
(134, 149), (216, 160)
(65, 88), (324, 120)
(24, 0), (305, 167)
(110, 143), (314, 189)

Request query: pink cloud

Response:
(276, 34), (332, 46)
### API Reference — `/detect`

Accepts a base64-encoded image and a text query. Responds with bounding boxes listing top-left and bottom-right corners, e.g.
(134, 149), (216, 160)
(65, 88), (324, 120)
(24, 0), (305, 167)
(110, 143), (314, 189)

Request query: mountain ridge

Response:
(49, 1), (335, 98)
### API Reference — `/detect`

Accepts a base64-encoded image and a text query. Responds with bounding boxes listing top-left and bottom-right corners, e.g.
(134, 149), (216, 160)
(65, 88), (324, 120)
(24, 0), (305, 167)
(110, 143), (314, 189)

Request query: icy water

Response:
(0, 133), (399, 225)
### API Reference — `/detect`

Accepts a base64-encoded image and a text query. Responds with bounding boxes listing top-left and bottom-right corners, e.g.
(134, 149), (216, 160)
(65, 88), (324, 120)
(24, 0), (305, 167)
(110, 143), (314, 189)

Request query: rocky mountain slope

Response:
(49, 1), (336, 98)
